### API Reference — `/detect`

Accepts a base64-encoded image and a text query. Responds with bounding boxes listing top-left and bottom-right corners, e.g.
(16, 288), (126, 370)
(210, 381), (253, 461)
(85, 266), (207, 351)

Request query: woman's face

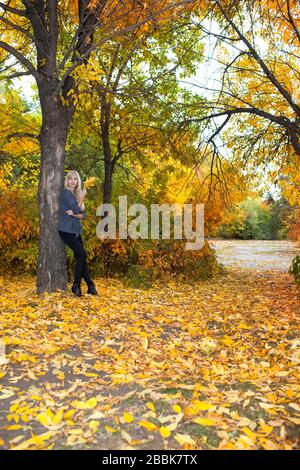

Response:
(67, 174), (78, 191)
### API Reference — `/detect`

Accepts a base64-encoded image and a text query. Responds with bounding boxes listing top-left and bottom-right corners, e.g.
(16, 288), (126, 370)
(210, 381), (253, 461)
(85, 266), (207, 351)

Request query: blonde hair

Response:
(64, 170), (84, 209)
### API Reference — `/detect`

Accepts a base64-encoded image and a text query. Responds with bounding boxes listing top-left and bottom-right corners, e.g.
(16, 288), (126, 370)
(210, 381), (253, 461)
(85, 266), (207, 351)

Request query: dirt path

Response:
(210, 239), (300, 271)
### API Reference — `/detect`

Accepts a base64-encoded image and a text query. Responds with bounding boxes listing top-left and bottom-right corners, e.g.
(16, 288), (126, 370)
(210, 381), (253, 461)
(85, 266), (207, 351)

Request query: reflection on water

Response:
(209, 239), (300, 271)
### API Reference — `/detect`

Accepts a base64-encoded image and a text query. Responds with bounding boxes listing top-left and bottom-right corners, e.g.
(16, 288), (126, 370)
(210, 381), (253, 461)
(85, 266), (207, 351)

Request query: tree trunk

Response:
(36, 84), (73, 294)
(101, 97), (113, 205)
(103, 158), (113, 205)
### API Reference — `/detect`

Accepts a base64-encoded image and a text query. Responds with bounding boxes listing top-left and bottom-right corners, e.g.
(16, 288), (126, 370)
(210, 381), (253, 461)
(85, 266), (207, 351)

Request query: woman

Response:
(58, 170), (98, 296)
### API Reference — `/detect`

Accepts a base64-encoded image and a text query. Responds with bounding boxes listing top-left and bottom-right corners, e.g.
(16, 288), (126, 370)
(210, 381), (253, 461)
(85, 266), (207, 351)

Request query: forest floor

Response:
(0, 256), (299, 450)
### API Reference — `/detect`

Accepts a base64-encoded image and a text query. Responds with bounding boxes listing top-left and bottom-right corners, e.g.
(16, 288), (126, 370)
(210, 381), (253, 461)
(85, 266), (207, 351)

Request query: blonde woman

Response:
(57, 170), (98, 296)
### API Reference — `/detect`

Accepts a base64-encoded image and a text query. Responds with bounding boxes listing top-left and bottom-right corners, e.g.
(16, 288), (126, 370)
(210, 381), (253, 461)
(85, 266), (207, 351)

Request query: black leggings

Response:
(58, 231), (93, 285)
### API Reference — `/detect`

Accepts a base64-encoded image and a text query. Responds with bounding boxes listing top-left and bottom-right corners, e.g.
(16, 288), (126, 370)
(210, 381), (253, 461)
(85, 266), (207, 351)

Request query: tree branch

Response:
(189, 106), (298, 133)
(0, 2), (26, 16)
(21, 0), (49, 70)
(47, 0), (58, 74)
(0, 40), (38, 78)
(0, 14), (35, 42)
(55, 0), (196, 95)
(5, 70), (33, 79)
(286, 0), (300, 44)
(7, 132), (39, 142)
(214, 0), (300, 117)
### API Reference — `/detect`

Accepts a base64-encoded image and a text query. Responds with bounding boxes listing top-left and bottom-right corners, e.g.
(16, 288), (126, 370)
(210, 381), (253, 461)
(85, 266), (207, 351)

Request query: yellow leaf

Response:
(138, 420), (158, 431)
(174, 433), (196, 449)
(258, 424), (273, 436)
(64, 410), (76, 419)
(122, 412), (134, 423)
(236, 435), (254, 449)
(71, 397), (97, 409)
(222, 336), (234, 346)
(258, 437), (279, 450)
(184, 405), (198, 416)
(84, 177), (97, 189)
(88, 411), (105, 420)
(21, 414), (29, 423)
(173, 405), (182, 414)
(0, 390), (15, 400)
(105, 425), (118, 433)
(159, 426), (171, 438)
(9, 403), (19, 413)
(53, 410), (63, 425)
(276, 371), (289, 377)
(192, 401), (214, 411)
(289, 403), (300, 412)
(37, 412), (52, 427)
(141, 334), (149, 351)
(89, 420), (100, 432)
(146, 402), (156, 412)
(28, 369), (38, 380)
(11, 432), (55, 450)
(37, 409), (63, 428)
(6, 425), (23, 430)
(30, 395), (42, 401)
(57, 371), (65, 381)
(192, 418), (216, 426)
(242, 427), (257, 443)
(121, 430), (133, 444)
(238, 323), (249, 329)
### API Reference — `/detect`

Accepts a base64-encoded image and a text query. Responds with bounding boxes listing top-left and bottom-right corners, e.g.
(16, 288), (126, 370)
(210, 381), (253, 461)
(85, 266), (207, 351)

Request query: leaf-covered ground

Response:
(0, 268), (299, 450)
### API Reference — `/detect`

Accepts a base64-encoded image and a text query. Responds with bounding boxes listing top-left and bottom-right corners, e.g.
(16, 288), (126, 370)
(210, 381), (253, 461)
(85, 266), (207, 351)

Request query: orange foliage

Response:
(0, 190), (34, 247)
(289, 209), (300, 241)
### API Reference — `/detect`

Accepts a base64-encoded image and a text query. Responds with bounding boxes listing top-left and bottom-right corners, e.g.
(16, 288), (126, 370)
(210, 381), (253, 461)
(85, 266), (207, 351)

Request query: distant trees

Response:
(218, 197), (292, 240)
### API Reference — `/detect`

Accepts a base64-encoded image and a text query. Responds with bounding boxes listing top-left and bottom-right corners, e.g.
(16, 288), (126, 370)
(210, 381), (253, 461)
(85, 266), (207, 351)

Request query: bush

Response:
(289, 255), (300, 285)
(123, 239), (223, 288)
(0, 188), (223, 286)
(0, 188), (39, 274)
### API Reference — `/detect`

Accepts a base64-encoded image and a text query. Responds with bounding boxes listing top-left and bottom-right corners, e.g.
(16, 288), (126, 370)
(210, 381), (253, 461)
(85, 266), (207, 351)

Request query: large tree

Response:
(0, 0), (194, 294)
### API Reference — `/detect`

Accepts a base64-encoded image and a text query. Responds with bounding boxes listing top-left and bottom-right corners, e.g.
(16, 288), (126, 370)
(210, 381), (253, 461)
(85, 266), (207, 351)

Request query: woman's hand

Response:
(65, 210), (74, 216)
(78, 188), (87, 211)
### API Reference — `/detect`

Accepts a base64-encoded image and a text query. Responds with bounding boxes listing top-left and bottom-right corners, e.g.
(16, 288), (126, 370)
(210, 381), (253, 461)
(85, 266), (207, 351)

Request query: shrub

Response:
(289, 255), (300, 285)
(0, 188), (38, 274)
(123, 239), (223, 288)
(0, 188), (223, 286)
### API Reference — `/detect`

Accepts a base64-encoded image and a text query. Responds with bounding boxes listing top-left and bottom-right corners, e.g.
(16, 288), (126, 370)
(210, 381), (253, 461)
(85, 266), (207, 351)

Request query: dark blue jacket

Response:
(57, 188), (86, 237)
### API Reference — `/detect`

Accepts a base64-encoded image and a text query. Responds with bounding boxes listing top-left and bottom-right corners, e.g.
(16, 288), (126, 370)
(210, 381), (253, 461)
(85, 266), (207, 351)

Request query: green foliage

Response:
(218, 198), (291, 240)
(289, 255), (300, 285)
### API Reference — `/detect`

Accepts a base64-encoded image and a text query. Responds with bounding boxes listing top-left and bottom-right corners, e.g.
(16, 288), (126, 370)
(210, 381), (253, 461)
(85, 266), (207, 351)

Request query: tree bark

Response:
(103, 159), (113, 205)
(36, 81), (73, 294)
(101, 96), (113, 205)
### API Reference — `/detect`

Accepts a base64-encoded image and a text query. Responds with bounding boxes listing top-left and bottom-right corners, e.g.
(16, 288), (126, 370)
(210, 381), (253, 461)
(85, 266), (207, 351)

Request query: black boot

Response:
(87, 282), (98, 295)
(72, 282), (82, 297)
